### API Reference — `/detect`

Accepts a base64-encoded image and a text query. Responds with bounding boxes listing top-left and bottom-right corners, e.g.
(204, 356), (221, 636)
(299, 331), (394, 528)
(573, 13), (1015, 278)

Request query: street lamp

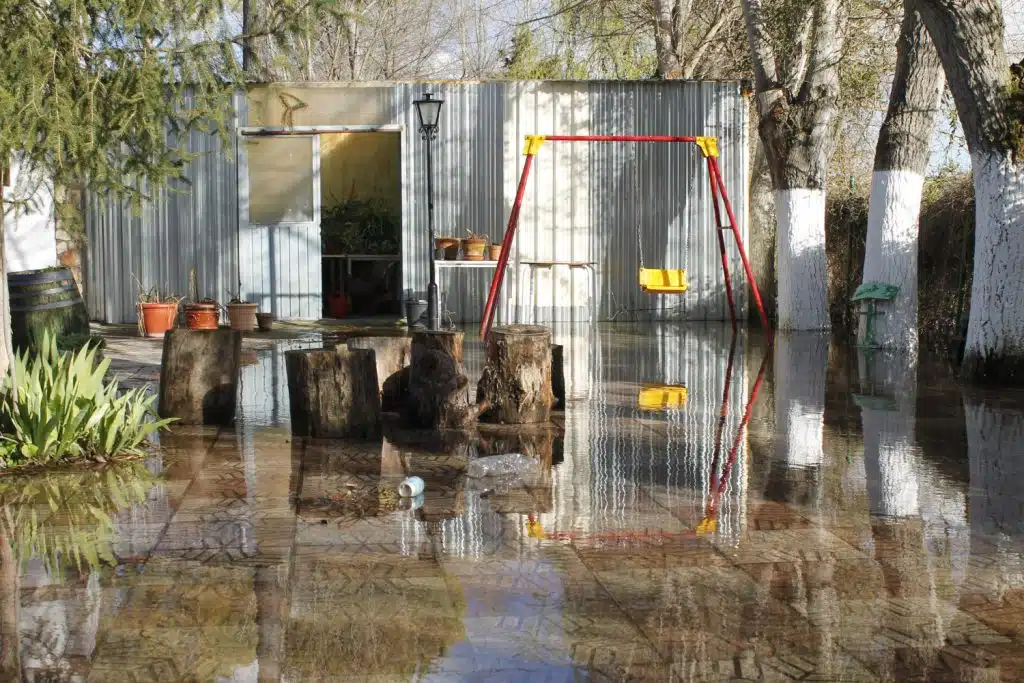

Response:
(413, 92), (444, 330)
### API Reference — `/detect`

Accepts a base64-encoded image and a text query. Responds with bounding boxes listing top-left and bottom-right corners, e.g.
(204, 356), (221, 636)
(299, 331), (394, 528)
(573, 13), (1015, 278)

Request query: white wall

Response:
(4, 156), (57, 273)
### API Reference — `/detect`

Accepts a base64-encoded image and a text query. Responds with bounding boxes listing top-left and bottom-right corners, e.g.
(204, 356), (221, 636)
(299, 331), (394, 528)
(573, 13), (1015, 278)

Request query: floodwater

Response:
(4, 323), (1024, 682)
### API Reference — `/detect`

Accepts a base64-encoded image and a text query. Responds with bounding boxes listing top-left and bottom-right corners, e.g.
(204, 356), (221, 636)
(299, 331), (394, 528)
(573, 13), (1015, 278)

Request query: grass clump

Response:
(0, 332), (174, 468)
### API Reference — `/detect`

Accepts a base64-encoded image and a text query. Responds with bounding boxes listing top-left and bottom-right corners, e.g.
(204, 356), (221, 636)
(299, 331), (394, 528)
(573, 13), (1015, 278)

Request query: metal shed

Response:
(85, 80), (750, 325)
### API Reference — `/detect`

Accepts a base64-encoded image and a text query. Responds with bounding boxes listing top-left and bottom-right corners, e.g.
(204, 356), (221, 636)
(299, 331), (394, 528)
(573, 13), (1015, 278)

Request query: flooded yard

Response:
(5, 323), (1024, 682)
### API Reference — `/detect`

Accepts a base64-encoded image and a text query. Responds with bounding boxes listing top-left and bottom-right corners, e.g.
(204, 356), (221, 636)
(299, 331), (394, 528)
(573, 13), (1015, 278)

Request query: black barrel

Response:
(8, 268), (89, 351)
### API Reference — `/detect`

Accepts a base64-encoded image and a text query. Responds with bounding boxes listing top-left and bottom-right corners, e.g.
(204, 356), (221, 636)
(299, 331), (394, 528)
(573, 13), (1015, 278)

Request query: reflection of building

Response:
(543, 324), (750, 544)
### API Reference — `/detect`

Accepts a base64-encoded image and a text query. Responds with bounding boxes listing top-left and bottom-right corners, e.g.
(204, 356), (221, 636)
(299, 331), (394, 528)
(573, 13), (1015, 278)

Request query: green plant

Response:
(0, 332), (175, 468)
(321, 198), (400, 255)
(132, 273), (182, 305)
(464, 230), (487, 241)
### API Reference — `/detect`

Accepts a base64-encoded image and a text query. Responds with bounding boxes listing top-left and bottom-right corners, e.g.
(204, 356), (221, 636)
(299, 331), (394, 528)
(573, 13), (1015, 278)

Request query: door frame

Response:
(236, 124), (405, 319)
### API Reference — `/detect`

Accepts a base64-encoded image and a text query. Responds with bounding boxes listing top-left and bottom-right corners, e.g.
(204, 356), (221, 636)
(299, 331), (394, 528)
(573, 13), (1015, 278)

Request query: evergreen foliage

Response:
(0, 0), (326, 203)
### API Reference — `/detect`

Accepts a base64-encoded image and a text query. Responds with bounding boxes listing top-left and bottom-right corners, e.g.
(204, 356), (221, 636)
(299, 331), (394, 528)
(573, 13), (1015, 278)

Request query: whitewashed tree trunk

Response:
(776, 189), (828, 330)
(773, 332), (828, 468)
(917, 0), (1024, 381)
(963, 154), (1024, 379)
(741, 0), (846, 331)
(861, 2), (944, 352)
(859, 350), (918, 518)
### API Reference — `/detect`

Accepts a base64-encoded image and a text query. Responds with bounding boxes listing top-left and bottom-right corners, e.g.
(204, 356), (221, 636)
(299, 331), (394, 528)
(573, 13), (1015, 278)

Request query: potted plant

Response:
(461, 231), (488, 261)
(134, 279), (181, 339)
(226, 294), (258, 331)
(488, 243), (502, 260)
(183, 299), (220, 330)
(435, 237), (459, 260)
(321, 198), (400, 256)
(182, 270), (220, 330)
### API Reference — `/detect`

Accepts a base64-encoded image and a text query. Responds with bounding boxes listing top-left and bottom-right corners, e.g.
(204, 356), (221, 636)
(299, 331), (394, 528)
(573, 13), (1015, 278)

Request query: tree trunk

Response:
(860, 2), (945, 352)
(343, 336), (412, 403)
(916, 0), (1024, 382)
(652, 0), (683, 78)
(742, 0), (846, 331)
(158, 329), (242, 425)
(0, 180), (14, 377)
(477, 325), (553, 425)
(406, 330), (483, 430)
(748, 137), (777, 324)
(285, 346), (381, 439)
(773, 333), (827, 468)
(774, 185), (829, 330)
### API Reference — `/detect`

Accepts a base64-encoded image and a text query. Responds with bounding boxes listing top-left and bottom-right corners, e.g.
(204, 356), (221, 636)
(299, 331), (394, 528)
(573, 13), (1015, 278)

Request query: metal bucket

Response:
(405, 299), (427, 326)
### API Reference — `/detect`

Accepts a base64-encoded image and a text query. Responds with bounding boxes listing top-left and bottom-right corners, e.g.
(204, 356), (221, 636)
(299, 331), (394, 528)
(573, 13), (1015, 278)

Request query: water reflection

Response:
(0, 462), (158, 681)
(7, 324), (1024, 680)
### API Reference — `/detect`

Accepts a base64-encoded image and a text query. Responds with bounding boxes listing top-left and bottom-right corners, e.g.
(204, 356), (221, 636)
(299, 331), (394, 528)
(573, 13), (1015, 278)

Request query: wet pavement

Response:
(5, 323), (1024, 681)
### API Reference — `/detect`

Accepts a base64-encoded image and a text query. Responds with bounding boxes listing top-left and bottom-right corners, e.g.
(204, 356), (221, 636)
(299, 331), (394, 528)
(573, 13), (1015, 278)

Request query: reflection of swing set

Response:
(480, 134), (772, 342)
(527, 336), (770, 541)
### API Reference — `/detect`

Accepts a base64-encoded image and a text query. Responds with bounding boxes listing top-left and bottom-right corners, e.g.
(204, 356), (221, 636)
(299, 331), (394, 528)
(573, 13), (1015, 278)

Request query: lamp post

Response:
(413, 92), (444, 330)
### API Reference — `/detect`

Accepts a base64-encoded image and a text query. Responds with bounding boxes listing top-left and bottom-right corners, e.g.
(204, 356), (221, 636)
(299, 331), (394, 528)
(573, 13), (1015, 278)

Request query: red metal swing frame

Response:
(479, 134), (772, 342)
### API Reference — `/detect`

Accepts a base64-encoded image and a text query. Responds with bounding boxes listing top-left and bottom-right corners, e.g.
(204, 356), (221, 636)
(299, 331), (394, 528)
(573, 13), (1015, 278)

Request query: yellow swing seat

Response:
(639, 267), (689, 294)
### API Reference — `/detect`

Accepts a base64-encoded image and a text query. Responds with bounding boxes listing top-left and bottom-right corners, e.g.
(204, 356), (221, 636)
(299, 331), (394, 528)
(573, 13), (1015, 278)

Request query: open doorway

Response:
(320, 131), (402, 319)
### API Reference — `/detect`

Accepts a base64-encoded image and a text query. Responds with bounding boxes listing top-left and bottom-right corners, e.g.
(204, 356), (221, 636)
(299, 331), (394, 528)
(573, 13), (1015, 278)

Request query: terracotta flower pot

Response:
(435, 237), (459, 260)
(488, 244), (502, 260)
(139, 302), (178, 338)
(227, 302), (258, 331)
(184, 302), (219, 331)
(462, 237), (488, 261)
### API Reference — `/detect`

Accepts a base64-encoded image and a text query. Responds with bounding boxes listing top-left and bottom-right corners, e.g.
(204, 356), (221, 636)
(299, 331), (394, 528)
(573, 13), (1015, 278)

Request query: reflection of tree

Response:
(0, 463), (157, 681)
(859, 350), (918, 519)
(966, 392), (1024, 594)
(773, 332), (828, 469)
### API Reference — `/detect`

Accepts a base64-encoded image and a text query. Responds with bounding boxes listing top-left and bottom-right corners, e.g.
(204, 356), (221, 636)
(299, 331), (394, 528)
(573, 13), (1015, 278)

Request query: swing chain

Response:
(636, 217), (644, 269)
(634, 147), (644, 269)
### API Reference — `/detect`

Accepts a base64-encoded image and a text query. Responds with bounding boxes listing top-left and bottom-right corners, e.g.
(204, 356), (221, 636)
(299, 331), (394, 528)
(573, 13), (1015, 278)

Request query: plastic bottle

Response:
(466, 453), (538, 479)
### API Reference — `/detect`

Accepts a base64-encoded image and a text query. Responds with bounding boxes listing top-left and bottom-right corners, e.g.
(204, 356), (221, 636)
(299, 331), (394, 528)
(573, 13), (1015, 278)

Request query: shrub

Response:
(0, 332), (174, 468)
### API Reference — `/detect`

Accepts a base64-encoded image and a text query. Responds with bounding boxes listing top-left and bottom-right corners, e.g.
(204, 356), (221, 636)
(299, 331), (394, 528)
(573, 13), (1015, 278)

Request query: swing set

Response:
(480, 134), (771, 341)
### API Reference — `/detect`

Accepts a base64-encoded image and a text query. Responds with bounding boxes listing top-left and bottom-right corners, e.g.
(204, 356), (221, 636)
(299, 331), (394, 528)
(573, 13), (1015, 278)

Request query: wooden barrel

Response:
(9, 268), (89, 351)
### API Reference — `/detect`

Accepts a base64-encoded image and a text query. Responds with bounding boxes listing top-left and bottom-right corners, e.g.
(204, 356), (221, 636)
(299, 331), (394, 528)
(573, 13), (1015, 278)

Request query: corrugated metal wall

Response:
(85, 82), (748, 324)
(85, 93), (243, 323)
(502, 81), (749, 323)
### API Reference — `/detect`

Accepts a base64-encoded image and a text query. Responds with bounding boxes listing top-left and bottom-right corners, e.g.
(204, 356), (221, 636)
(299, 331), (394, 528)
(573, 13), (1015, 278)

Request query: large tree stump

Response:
(285, 346), (381, 439)
(406, 330), (485, 430)
(476, 325), (553, 424)
(343, 336), (412, 409)
(158, 329), (241, 425)
(551, 344), (566, 410)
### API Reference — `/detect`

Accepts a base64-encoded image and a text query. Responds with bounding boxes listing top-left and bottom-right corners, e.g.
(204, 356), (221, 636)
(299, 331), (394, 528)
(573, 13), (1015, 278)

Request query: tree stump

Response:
(551, 344), (566, 410)
(158, 329), (242, 425)
(406, 330), (485, 429)
(285, 346), (381, 439)
(477, 325), (553, 424)
(344, 336), (412, 407)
